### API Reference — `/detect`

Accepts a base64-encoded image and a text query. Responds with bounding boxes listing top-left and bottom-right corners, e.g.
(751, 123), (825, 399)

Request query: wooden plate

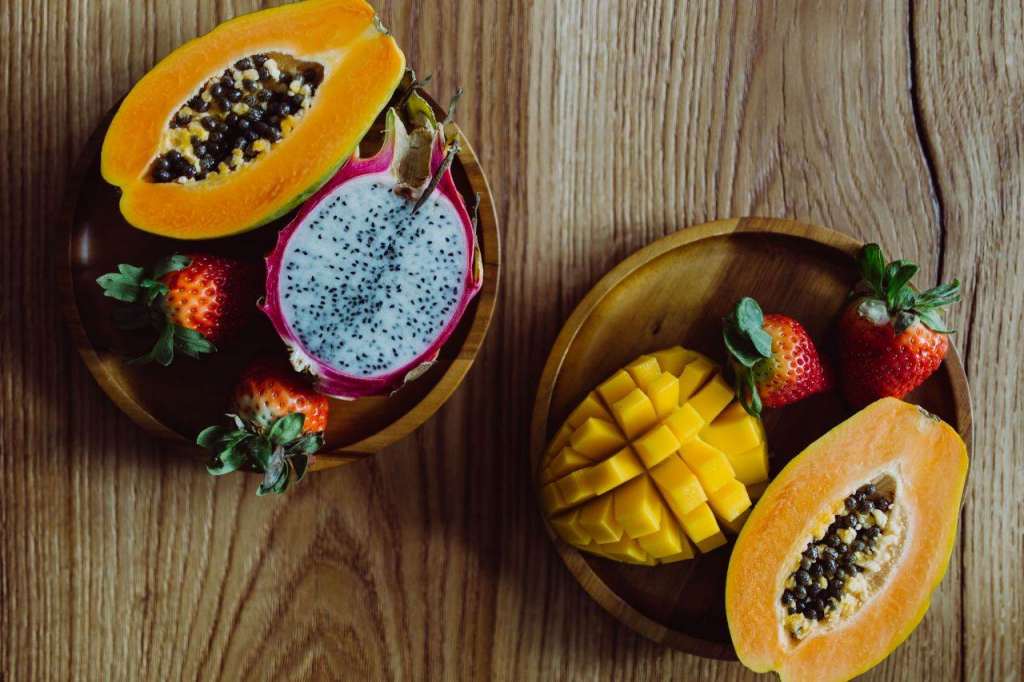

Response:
(60, 93), (500, 470)
(529, 217), (971, 659)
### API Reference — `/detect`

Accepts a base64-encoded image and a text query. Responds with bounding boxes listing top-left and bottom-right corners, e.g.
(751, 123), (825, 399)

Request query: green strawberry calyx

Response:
(197, 412), (324, 496)
(95, 254), (216, 366)
(854, 243), (961, 335)
(722, 297), (775, 417)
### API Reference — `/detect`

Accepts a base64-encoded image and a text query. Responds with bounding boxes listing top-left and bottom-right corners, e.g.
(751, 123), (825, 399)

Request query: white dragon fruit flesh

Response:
(262, 104), (483, 399)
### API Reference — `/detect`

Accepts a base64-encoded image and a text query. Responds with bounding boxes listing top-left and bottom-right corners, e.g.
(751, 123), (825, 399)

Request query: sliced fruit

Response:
(101, 0), (405, 238)
(726, 398), (968, 682)
(538, 347), (770, 565)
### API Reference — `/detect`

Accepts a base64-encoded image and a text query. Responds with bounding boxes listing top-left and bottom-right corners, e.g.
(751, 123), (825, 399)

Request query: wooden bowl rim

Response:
(59, 92), (501, 467)
(529, 216), (972, 659)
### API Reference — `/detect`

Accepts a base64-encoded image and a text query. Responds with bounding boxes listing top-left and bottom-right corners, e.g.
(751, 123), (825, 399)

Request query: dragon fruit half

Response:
(262, 96), (483, 399)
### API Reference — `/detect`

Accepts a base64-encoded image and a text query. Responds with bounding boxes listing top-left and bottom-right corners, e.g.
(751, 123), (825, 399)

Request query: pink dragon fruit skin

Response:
(261, 109), (483, 399)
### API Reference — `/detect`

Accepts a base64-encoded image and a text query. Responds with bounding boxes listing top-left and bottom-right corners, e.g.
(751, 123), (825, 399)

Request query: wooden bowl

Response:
(529, 217), (971, 659)
(60, 94), (500, 470)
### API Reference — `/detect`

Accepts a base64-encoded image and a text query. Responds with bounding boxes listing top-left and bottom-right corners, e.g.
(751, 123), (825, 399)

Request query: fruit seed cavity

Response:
(150, 53), (324, 184)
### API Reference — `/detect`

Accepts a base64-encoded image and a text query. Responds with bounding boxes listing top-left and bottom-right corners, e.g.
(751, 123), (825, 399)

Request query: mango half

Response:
(538, 347), (769, 565)
(726, 398), (968, 682)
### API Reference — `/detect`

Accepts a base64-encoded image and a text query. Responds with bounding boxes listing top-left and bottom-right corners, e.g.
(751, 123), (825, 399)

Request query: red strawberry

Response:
(723, 297), (832, 415)
(96, 253), (259, 365)
(232, 359), (329, 434)
(198, 358), (329, 496)
(160, 253), (258, 345)
(838, 243), (960, 407)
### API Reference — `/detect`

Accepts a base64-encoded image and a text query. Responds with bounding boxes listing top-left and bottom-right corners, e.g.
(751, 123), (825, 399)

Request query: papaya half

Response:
(101, 0), (405, 239)
(726, 397), (968, 682)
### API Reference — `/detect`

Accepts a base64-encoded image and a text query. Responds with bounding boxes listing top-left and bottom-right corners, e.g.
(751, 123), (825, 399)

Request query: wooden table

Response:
(2, 2), (1020, 680)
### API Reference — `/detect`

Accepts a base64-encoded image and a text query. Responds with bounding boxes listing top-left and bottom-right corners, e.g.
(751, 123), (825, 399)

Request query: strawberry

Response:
(723, 297), (832, 416)
(838, 243), (960, 407)
(96, 253), (258, 365)
(198, 358), (329, 496)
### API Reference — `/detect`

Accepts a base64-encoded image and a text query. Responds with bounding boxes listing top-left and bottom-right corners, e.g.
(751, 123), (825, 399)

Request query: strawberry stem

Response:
(856, 243), (961, 334)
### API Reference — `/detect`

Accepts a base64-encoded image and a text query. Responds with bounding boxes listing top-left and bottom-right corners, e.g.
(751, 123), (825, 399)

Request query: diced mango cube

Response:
(689, 374), (734, 422)
(659, 545), (696, 563)
(579, 447), (645, 494)
(649, 453), (707, 517)
(626, 356), (662, 391)
(707, 478), (752, 524)
(543, 447), (591, 483)
(701, 401), (763, 455)
(598, 535), (650, 564)
(636, 510), (691, 559)
(724, 442), (770, 486)
(567, 392), (614, 427)
(678, 357), (715, 403)
(597, 370), (637, 405)
(540, 482), (569, 513)
(747, 480), (769, 500)
(555, 469), (597, 506)
(651, 346), (698, 377)
(679, 438), (736, 494)
(679, 502), (726, 552)
(549, 508), (592, 546)
(544, 424), (573, 461)
(577, 495), (623, 543)
(646, 372), (680, 417)
(611, 388), (658, 439)
(662, 403), (705, 444)
(633, 424), (681, 468)
(570, 417), (626, 459)
(721, 508), (751, 535)
(613, 475), (663, 538)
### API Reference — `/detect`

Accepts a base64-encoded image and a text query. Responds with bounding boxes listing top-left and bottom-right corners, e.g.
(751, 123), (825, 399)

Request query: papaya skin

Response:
(726, 398), (968, 682)
(101, 0), (405, 239)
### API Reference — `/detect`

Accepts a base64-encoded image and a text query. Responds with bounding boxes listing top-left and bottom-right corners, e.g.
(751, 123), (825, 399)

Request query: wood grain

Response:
(0, 1), (1019, 681)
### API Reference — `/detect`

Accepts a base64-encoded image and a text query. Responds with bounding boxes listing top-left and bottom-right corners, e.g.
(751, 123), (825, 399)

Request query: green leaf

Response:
(151, 254), (191, 279)
(96, 273), (142, 303)
(207, 444), (247, 476)
(268, 413), (305, 446)
(885, 262), (918, 310)
(287, 432), (324, 458)
(117, 263), (144, 279)
(916, 279), (961, 309)
(197, 425), (232, 449)
(916, 308), (955, 334)
(257, 448), (289, 496)
(291, 455), (310, 482)
(857, 243), (886, 295)
(736, 368), (762, 417)
(132, 322), (175, 366)
(173, 325), (217, 358)
(139, 279), (169, 306)
(247, 438), (273, 471)
(722, 326), (763, 368)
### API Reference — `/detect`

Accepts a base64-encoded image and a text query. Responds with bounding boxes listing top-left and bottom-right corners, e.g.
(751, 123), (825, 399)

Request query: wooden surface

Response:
(529, 218), (972, 661)
(1, 1), (1020, 680)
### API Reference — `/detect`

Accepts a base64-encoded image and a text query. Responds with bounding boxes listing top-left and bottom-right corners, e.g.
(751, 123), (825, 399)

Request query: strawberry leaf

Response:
(131, 322), (176, 366)
(96, 272), (142, 302)
(151, 254), (191, 279)
(197, 425), (233, 449)
(174, 325), (217, 358)
(857, 243), (887, 297)
(288, 432), (324, 457)
(257, 447), (289, 496)
(248, 438), (273, 471)
(917, 308), (955, 334)
(268, 413), (305, 446)
(207, 443), (248, 476)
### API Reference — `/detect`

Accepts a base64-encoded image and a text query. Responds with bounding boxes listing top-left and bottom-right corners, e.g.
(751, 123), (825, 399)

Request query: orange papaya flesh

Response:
(101, 0), (405, 239)
(726, 398), (968, 682)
